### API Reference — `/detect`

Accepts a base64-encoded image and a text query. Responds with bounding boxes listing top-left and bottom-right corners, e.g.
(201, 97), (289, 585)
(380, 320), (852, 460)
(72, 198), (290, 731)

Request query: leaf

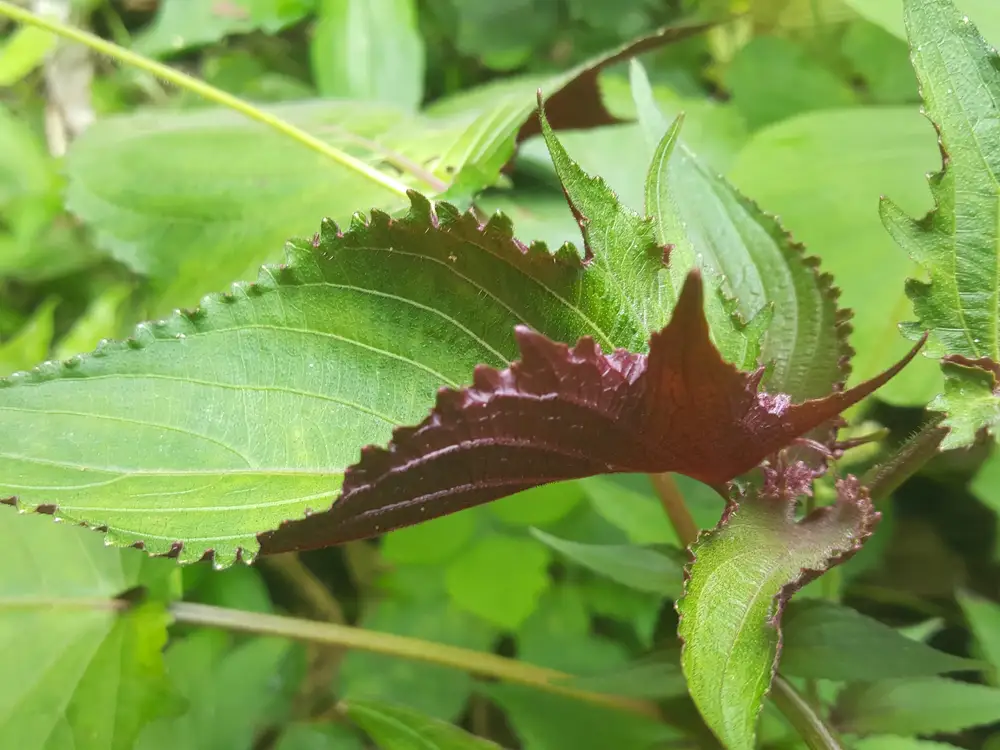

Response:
(0, 298), (57, 377)
(310, 0), (424, 109)
(0, 25), (56, 86)
(53, 285), (132, 362)
(581, 476), (678, 545)
(136, 632), (301, 750)
(560, 653), (690, 700)
(632, 60), (850, 403)
(833, 677), (1000, 735)
(515, 586), (628, 674)
(381, 511), (479, 565)
(268, 271), (920, 553)
(338, 596), (496, 720)
(931, 357), (1000, 447)
(273, 723), (366, 750)
(134, 0), (312, 57)
(724, 36), (857, 130)
(957, 590), (1000, 681)
(489, 481), (585, 527)
(730, 107), (943, 405)
(1, 188), (656, 566)
(540, 88), (764, 373)
(345, 699), (505, 750)
(881, 0), (1000, 366)
(842, 0), (1000, 47)
(531, 528), (683, 597)
(482, 683), (673, 750)
(0, 514), (178, 750)
(69, 24), (709, 309)
(445, 536), (551, 630)
(842, 20), (919, 104)
(781, 599), (980, 680)
(677, 475), (880, 750)
(855, 738), (966, 750)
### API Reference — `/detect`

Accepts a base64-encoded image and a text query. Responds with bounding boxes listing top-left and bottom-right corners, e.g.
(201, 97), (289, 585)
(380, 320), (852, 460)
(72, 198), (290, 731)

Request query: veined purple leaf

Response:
(262, 272), (922, 553)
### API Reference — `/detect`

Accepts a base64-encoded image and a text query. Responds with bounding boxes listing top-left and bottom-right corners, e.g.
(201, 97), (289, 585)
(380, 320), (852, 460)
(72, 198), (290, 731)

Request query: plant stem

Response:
(262, 553), (346, 624)
(770, 675), (844, 750)
(0, 0), (415, 198)
(649, 472), (700, 547)
(862, 413), (948, 503)
(169, 601), (660, 719)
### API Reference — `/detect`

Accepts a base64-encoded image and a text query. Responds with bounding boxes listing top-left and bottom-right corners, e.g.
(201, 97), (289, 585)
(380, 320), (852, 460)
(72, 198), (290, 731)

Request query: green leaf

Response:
(70, 26), (706, 309)
(724, 36), (857, 130)
(339, 596), (496, 720)
(489, 481), (585, 528)
(530, 528), (683, 597)
(0, 25), (56, 86)
(0, 298), (56, 377)
(134, 0), (312, 57)
(931, 358), (1000, 448)
(842, 20), (919, 104)
(136, 632), (301, 750)
(677, 477), (878, 750)
(381, 511), (479, 565)
(833, 677), (1000, 735)
(539, 97), (763, 370)
(842, 0), (1000, 47)
(311, 0), (424, 108)
(345, 699), (505, 750)
(880, 0), (1000, 372)
(515, 586), (628, 674)
(781, 599), (980, 680)
(273, 723), (366, 750)
(957, 590), (1000, 681)
(633, 60), (849, 401)
(53, 285), (132, 362)
(0, 514), (178, 750)
(560, 653), (689, 700)
(730, 107), (943, 405)
(855, 738), (966, 750)
(2, 189), (677, 565)
(580, 476), (677, 545)
(483, 683), (673, 750)
(445, 535), (551, 630)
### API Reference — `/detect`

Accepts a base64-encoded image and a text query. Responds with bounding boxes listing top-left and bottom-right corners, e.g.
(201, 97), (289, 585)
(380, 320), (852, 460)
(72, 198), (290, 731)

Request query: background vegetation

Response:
(3, 1), (1000, 749)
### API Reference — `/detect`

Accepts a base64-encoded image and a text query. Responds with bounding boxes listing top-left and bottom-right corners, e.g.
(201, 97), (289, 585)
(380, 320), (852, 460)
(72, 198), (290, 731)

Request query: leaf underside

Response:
(677, 475), (879, 750)
(262, 274), (920, 554)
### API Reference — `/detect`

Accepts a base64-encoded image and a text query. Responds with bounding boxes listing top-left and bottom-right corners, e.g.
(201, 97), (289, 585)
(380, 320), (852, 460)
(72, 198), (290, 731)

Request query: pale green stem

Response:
(169, 601), (661, 719)
(0, 0), (414, 198)
(771, 676), (844, 750)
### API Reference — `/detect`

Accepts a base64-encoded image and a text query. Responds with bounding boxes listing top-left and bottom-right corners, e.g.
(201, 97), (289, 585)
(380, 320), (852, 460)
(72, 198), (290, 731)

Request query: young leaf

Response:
(833, 677), (1000, 735)
(632, 60), (850, 403)
(345, 699), (505, 750)
(781, 599), (980, 680)
(881, 0), (1000, 440)
(530, 528), (684, 597)
(0, 515), (178, 750)
(263, 273), (920, 553)
(677, 475), (879, 750)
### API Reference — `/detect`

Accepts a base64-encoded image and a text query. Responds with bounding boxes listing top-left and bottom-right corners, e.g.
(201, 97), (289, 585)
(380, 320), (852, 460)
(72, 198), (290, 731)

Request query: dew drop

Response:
(175, 333), (186, 340)
(962, 15), (970, 23)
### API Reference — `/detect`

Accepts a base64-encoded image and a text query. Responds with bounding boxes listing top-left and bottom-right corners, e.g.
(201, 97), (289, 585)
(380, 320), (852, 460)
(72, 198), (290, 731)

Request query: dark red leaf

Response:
(261, 271), (922, 553)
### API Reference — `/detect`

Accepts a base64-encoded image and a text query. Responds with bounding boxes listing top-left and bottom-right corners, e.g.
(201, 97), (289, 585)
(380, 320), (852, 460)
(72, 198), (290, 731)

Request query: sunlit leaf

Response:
(345, 699), (504, 750)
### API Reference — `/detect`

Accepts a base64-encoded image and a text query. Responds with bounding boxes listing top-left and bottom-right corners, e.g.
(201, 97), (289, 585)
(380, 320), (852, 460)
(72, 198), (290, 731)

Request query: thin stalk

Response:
(649, 472), (699, 547)
(0, 0), (414, 198)
(169, 601), (660, 719)
(862, 413), (948, 503)
(770, 676), (844, 750)
(262, 553), (346, 624)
